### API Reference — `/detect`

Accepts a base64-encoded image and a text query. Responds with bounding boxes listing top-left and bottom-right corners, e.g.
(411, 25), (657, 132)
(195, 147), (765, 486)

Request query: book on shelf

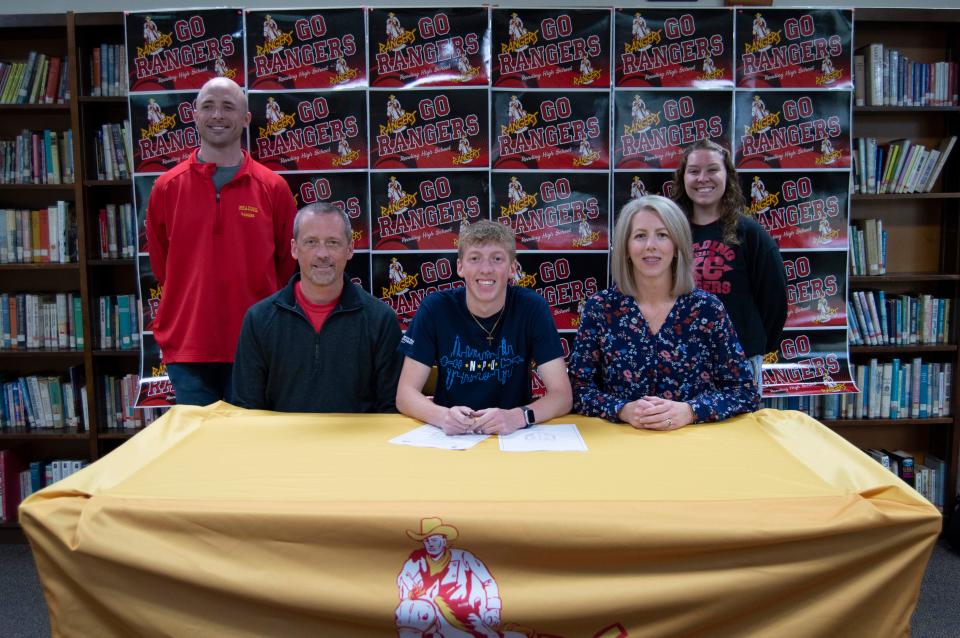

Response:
(1, 372), (85, 430)
(0, 449), (25, 521)
(0, 129), (74, 185)
(0, 292), (83, 350)
(90, 43), (127, 97)
(854, 54), (865, 106)
(852, 136), (956, 194)
(848, 220), (886, 276)
(764, 359), (952, 421)
(0, 450), (89, 520)
(97, 294), (140, 350)
(855, 43), (958, 107)
(0, 51), (67, 105)
(99, 374), (162, 430)
(97, 203), (136, 259)
(847, 292), (952, 346)
(0, 203), (76, 264)
(93, 121), (132, 180)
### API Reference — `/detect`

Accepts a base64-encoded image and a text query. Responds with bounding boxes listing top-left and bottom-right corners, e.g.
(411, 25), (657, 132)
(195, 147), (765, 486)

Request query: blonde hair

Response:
(457, 219), (517, 261)
(611, 195), (695, 298)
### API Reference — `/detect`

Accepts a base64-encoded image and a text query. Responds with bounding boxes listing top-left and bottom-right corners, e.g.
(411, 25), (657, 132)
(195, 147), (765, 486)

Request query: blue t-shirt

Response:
(399, 286), (564, 410)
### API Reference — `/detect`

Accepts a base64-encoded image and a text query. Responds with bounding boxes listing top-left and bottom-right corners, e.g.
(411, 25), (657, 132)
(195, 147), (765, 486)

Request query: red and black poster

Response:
(246, 9), (366, 90)
(127, 10), (244, 92)
(531, 333), (574, 398)
(612, 171), (676, 224)
(345, 254), (371, 292)
(373, 252), (464, 330)
(736, 9), (853, 89)
(370, 88), (488, 169)
(133, 174), (160, 251)
(515, 252), (607, 330)
(249, 91), (367, 171)
(371, 171), (488, 250)
(135, 333), (176, 407)
(138, 254), (159, 334)
(737, 171), (848, 249)
(492, 91), (609, 170)
(614, 9), (733, 88)
(783, 251), (847, 328)
(734, 90), (851, 169)
(130, 92), (201, 173)
(764, 328), (857, 396)
(282, 172), (370, 250)
(492, 9), (611, 89)
(614, 90), (730, 169)
(368, 8), (488, 88)
(491, 172), (610, 251)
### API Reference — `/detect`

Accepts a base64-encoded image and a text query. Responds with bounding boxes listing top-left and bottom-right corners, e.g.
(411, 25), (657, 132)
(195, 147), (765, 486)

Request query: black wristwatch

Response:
(520, 406), (536, 428)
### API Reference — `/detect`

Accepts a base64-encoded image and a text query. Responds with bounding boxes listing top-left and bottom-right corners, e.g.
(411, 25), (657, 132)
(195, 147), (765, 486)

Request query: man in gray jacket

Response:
(232, 203), (402, 412)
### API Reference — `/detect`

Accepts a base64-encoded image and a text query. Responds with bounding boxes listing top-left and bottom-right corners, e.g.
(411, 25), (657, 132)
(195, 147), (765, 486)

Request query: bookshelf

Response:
(846, 9), (960, 514)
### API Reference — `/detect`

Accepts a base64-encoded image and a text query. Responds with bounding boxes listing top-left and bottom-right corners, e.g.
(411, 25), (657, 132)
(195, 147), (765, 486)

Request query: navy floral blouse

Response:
(570, 285), (759, 423)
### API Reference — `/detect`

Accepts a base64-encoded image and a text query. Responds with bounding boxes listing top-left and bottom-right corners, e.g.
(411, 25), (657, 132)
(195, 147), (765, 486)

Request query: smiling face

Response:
(457, 241), (516, 316)
(682, 148), (727, 218)
(291, 212), (354, 299)
(194, 78), (251, 153)
(628, 207), (676, 287)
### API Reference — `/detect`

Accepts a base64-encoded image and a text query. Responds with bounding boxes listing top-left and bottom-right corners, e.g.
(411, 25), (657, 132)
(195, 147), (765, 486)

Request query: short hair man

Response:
(396, 220), (572, 434)
(146, 77), (297, 405)
(232, 203), (403, 412)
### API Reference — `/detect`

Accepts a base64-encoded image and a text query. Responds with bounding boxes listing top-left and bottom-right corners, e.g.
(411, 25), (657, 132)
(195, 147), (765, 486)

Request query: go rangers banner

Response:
(282, 172), (370, 250)
(783, 251), (847, 329)
(371, 171), (488, 250)
(614, 90), (731, 169)
(373, 252), (464, 330)
(492, 9), (611, 89)
(614, 9), (733, 88)
(612, 171), (676, 222)
(491, 172), (610, 251)
(513, 252), (607, 330)
(250, 91), (367, 171)
(133, 175), (159, 250)
(492, 91), (610, 170)
(345, 255), (371, 292)
(370, 88), (488, 169)
(765, 329), (857, 395)
(736, 9), (853, 90)
(127, 10), (243, 92)
(737, 171), (848, 249)
(130, 92), (202, 173)
(134, 333), (175, 406)
(734, 90), (851, 169)
(368, 8), (488, 88)
(531, 333), (574, 398)
(246, 9), (366, 90)
(137, 254), (159, 335)
(121, 7), (857, 407)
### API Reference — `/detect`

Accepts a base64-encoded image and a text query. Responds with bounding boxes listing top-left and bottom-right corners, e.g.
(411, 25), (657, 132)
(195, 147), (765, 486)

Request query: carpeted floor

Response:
(2, 539), (958, 636)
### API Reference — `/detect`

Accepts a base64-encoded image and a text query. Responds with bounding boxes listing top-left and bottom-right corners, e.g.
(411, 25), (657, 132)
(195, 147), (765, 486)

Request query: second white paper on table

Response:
(498, 424), (588, 452)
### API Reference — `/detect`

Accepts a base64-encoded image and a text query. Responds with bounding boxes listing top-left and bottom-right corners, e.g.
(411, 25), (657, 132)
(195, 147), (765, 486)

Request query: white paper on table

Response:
(389, 425), (490, 450)
(498, 424), (588, 452)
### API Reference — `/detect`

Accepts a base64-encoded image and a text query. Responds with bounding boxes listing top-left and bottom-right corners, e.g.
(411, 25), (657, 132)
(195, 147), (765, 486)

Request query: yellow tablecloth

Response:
(20, 405), (940, 637)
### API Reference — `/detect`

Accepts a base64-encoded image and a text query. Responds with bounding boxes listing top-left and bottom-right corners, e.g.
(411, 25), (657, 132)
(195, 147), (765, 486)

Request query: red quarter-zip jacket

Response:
(145, 149), (297, 363)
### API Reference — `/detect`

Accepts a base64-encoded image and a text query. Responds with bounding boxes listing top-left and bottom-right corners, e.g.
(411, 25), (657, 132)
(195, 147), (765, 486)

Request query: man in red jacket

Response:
(146, 77), (296, 405)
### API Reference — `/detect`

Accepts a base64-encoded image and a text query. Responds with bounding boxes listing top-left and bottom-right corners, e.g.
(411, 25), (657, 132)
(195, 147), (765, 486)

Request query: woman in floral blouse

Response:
(569, 195), (758, 429)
